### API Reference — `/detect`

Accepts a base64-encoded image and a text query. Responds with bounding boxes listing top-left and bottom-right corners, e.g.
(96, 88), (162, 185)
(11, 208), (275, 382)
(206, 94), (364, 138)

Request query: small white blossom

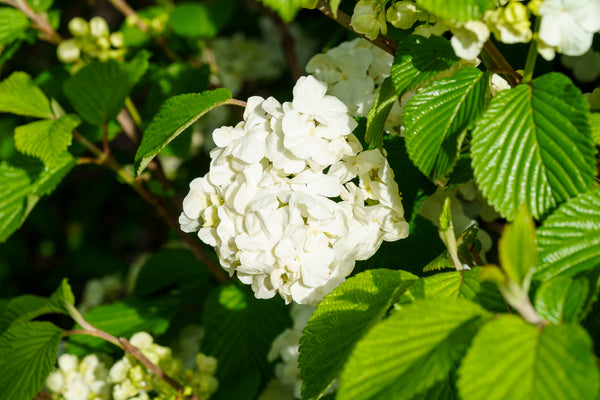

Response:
(450, 21), (490, 61)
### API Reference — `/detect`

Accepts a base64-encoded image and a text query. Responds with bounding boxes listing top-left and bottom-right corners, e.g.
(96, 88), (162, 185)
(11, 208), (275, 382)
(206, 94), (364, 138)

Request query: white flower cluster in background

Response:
(305, 38), (404, 134)
(259, 304), (316, 400)
(180, 75), (409, 305)
(46, 332), (218, 400)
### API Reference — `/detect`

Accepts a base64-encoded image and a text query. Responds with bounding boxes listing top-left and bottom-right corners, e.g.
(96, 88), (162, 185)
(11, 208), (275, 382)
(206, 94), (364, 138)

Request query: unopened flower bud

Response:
(386, 1), (418, 29)
(196, 353), (218, 374)
(68, 17), (89, 36)
(110, 32), (124, 48)
(90, 16), (109, 38)
(57, 39), (81, 63)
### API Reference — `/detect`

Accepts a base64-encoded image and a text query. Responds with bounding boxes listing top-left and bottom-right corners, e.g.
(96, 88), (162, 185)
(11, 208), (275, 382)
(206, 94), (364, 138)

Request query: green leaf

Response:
(390, 35), (458, 96)
(533, 188), (600, 280)
(0, 321), (63, 400)
(202, 283), (290, 380)
(415, 0), (495, 21)
(0, 279), (74, 335)
(132, 248), (211, 297)
(29, 0), (53, 12)
(498, 206), (536, 285)
(400, 268), (507, 312)
(168, 2), (222, 39)
(255, 0), (305, 22)
(300, 269), (417, 400)
(590, 113), (600, 146)
(135, 89), (231, 175)
(0, 8), (29, 45)
(365, 77), (397, 149)
(0, 72), (53, 118)
(63, 55), (149, 125)
(471, 73), (596, 220)
(14, 114), (79, 167)
(337, 298), (489, 400)
(534, 276), (588, 324)
(0, 163), (30, 242)
(68, 298), (174, 356)
(404, 68), (488, 182)
(458, 315), (599, 400)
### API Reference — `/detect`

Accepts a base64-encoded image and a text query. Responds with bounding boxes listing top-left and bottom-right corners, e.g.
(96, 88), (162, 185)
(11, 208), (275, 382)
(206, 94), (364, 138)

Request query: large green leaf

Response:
(167, 1), (233, 39)
(458, 315), (599, 400)
(0, 163), (31, 242)
(590, 113), (600, 145)
(0, 279), (75, 335)
(14, 114), (80, 167)
(533, 189), (600, 280)
(202, 283), (290, 380)
(416, 0), (495, 21)
(337, 298), (489, 400)
(0, 321), (63, 400)
(390, 35), (458, 97)
(135, 89), (231, 175)
(0, 72), (53, 119)
(534, 276), (588, 324)
(68, 298), (174, 356)
(299, 269), (417, 400)
(400, 267), (506, 312)
(365, 77), (397, 149)
(63, 55), (149, 126)
(0, 8), (29, 45)
(471, 73), (595, 220)
(498, 206), (537, 285)
(404, 68), (488, 182)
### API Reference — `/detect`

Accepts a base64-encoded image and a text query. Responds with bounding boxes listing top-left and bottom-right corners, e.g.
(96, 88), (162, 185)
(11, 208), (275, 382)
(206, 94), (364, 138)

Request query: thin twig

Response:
(119, 337), (200, 400)
(0, 0), (61, 43)
(482, 40), (519, 87)
(63, 329), (123, 348)
(226, 98), (247, 108)
(315, 0), (397, 55)
(72, 130), (230, 283)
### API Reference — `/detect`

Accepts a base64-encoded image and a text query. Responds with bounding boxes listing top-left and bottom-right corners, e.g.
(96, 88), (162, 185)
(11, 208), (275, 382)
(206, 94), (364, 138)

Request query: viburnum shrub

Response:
(0, 1), (599, 400)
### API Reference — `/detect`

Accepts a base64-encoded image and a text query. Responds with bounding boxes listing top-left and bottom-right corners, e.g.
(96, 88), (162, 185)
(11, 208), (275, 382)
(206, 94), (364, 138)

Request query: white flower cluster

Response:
(305, 38), (404, 134)
(180, 75), (409, 305)
(46, 332), (218, 400)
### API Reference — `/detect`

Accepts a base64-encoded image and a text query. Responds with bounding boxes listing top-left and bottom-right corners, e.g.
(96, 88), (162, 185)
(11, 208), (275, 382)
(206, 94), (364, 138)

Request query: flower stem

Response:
(522, 18), (541, 84)
(482, 40), (520, 87)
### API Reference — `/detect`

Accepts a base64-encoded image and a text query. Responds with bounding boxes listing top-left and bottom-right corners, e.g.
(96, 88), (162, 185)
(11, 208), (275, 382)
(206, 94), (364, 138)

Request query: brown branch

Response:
(315, 0), (397, 55)
(119, 337), (200, 400)
(482, 40), (519, 87)
(63, 329), (123, 348)
(117, 108), (139, 145)
(0, 0), (61, 43)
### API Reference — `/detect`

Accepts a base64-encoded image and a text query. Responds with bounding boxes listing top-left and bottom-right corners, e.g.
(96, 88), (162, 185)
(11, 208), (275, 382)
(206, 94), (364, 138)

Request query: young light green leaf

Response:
(390, 35), (458, 96)
(471, 73), (595, 220)
(68, 298), (175, 356)
(202, 283), (291, 381)
(498, 206), (536, 286)
(135, 89), (232, 175)
(438, 197), (462, 271)
(0, 163), (31, 242)
(0, 321), (63, 400)
(534, 276), (588, 324)
(63, 55), (149, 126)
(533, 188), (600, 280)
(0, 8), (29, 45)
(401, 267), (507, 312)
(255, 0), (305, 22)
(458, 315), (599, 400)
(415, 0), (495, 21)
(0, 72), (53, 118)
(404, 68), (488, 182)
(365, 77), (397, 149)
(300, 269), (417, 400)
(337, 298), (489, 400)
(14, 114), (80, 167)
(590, 113), (600, 145)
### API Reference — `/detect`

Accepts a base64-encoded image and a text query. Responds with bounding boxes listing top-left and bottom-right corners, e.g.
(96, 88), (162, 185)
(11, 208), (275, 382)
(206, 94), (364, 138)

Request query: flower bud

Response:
(196, 353), (218, 374)
(110, 32), (125, 48)
(68, 17), (89, 36)
(58, 354), (79, 373)
(57, 39), (80, 63)
(386, 1), (418, 30)
(89, 16), (109, 38)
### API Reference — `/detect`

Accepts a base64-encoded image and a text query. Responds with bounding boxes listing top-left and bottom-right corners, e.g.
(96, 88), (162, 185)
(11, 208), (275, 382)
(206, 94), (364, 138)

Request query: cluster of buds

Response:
(57, 17), (126, 67)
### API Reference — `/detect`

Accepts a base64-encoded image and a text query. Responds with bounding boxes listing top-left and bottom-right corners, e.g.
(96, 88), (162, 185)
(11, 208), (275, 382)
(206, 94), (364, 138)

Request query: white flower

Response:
(109, 357), (132, 383)
(485, 1), (532, 44)
(63, 375), (90, 400)
(46, 371), (65, 393)
(58, 354), (79, 374)
(386, 1), (421, 29)
(450, 21), (490, 61)
(538, 0), (600, 57)
(489, 74), (511, 96)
